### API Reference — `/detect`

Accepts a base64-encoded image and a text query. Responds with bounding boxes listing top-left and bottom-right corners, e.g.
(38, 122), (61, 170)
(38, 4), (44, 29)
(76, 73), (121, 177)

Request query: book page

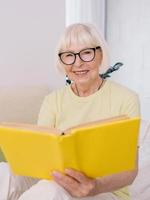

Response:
(0, 122), (61, 135)
(64, 115), (129, 134)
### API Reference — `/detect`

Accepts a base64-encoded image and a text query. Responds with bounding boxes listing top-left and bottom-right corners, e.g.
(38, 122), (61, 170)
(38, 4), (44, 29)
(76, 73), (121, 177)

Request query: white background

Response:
(106, 0), (150, 120)
(0, 0), (65, 89)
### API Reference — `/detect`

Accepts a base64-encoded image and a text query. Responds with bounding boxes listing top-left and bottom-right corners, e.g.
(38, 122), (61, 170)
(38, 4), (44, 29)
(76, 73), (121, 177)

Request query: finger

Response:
(65, 168), (90, 183)
(52, 171), (79, 190)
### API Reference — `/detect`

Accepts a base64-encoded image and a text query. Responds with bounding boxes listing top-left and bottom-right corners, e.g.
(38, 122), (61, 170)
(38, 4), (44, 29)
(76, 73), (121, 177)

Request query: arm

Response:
(94, 153), (138, 194)
(94, 166), (138, 194)
(52, 156), (138, 198)
(52, 168), (138, 198)
(37, 94), (56, 127)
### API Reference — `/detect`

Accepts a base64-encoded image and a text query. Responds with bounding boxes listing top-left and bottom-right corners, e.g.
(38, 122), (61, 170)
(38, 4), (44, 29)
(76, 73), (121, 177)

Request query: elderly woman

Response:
(0, 23), (140, 200)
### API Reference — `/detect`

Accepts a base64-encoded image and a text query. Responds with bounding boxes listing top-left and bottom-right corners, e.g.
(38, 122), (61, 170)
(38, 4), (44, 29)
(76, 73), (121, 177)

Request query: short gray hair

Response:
(55, 23), (109, 74)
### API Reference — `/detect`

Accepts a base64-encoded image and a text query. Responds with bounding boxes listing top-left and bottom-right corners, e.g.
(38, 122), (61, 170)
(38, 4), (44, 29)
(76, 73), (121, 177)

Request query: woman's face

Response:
(61, 43), (102, 85)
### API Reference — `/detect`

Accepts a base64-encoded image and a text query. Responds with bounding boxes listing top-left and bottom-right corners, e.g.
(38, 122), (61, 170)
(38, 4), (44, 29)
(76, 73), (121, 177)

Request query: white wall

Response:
(66, 0), (106, 35)
(0, 0), (65, 89)
(106, 0), (150, 120)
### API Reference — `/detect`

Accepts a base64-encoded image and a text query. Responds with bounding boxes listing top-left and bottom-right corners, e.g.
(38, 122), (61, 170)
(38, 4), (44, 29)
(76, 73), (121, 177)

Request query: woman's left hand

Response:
(52, 168), (99, 198)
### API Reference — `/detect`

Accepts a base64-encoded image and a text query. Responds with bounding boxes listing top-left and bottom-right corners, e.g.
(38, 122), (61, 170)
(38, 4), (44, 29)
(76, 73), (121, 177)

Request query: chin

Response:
(74, 78), (90, 84)
(70, 73), (93, 84)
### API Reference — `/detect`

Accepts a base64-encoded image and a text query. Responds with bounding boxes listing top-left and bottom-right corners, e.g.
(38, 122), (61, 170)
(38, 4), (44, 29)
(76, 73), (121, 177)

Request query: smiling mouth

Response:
(73, 70), (89, 75)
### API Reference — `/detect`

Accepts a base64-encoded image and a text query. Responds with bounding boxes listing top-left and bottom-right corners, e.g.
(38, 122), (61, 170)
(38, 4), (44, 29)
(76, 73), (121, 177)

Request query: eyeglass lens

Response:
(60, 48), (95, 65)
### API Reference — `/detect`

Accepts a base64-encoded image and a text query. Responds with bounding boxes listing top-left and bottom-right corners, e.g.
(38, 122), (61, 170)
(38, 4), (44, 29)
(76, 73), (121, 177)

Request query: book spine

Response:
(58, 135), (79, 172)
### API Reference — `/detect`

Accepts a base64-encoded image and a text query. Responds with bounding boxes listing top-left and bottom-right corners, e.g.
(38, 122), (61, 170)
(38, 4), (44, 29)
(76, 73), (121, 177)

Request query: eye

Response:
(82, 50), (93, 55)
(65, 53), (74, 57)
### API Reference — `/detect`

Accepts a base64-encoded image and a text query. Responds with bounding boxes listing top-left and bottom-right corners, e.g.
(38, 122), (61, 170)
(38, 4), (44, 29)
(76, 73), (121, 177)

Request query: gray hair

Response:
(55, 23), (109, 74)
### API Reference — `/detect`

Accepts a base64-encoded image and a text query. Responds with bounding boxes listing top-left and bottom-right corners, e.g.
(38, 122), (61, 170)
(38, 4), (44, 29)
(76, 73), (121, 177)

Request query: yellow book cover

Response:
(0, 116), (140, 180)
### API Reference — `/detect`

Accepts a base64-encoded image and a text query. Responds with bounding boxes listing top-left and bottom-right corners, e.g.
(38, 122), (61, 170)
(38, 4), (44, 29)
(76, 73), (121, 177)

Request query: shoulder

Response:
(43, 85), (69, 102)
(106, 80), (138, 98)
(106, 80), (140, 117)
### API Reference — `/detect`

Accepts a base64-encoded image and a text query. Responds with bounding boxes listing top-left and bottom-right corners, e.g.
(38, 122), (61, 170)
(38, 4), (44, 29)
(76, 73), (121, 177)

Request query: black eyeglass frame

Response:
(58, 46), (101, 65)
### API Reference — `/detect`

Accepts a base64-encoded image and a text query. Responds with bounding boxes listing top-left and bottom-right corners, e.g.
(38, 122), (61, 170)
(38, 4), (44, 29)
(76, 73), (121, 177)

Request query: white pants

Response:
(0, 162), (119, 200)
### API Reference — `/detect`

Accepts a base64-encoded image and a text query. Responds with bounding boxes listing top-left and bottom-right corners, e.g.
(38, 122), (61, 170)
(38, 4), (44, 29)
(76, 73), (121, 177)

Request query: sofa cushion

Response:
(0, 85), (50, 124)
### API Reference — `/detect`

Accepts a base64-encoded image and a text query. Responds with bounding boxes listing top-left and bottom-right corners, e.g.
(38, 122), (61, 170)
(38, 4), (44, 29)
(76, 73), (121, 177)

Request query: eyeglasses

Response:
(58, 46), (101, 65)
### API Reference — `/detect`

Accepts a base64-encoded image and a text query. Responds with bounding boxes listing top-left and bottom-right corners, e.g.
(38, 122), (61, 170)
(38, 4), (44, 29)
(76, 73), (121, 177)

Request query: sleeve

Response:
(37, 94), (56, 127)
(120, 93), (141, 118)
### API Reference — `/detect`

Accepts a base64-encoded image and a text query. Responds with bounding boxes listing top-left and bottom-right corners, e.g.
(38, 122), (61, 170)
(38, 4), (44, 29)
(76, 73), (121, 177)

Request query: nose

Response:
(74, 54), (83, 67)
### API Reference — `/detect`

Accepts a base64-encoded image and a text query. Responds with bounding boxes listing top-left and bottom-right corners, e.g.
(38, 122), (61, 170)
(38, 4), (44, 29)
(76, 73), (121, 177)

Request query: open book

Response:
(0, 116), (140, 180)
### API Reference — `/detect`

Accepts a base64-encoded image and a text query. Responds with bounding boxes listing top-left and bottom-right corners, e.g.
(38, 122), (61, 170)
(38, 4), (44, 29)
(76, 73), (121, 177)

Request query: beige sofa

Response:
(0, 85), (150, 199)
(129, 120), (150, 199)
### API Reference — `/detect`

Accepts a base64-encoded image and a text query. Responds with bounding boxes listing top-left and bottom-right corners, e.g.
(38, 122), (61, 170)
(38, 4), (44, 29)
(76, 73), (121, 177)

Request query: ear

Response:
(98, 51), (103, 71)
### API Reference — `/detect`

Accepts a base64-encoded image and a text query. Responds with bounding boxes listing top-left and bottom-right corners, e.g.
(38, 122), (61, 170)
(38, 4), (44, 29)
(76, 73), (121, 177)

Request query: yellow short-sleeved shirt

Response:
(38, 79), (140, 200)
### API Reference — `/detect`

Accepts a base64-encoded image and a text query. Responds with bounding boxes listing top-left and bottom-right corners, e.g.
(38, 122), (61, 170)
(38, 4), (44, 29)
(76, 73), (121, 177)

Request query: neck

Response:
(72, 78), (104, 97)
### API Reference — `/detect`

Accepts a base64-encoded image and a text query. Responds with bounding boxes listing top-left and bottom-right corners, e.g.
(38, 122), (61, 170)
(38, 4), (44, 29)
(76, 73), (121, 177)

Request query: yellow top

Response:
(37, 79), (140, 200)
